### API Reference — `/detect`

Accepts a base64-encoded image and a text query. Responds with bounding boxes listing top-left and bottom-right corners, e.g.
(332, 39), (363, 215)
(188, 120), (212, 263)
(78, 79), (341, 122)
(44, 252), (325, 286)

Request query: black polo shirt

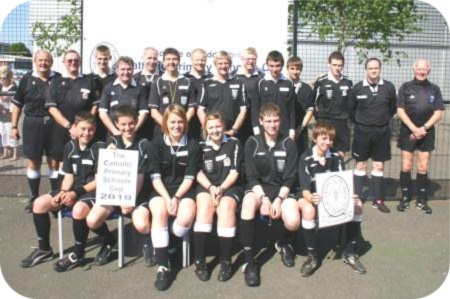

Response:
(134, 69), (162, 88)
(198, 76), (247, 130)
(397, 79), (445, 127)
(244, 133), (297, 189)
(313, 73), (353, 120)
(148, 135), (201, 190)
(232, 68), (265, 109)
(349, 78), (397, 127)
(184, 71), (212, 101)
(62, 139), (105, 190)
(148, 73), (196, 114)
(88, 72), (116, 99)
(199, 136), (242, 186)
(293, 81), (314, 128)
(13, 71), (61, 117)
(252, 73), (296, 136)
(45, 74), (98, 123)
(298, 146), (344, 194)
(99, 78), (148, 119)
(107, 135), (150, 174)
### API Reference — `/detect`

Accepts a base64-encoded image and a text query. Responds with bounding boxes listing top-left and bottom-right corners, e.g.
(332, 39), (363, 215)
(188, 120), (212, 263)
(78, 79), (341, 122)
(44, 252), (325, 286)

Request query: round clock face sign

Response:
(321, 175), (350, 217)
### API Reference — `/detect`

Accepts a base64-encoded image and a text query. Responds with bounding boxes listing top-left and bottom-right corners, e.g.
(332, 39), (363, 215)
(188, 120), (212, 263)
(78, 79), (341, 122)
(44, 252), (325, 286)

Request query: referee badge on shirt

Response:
(180, 96), (188, 106)
(276, 159), (285, 172)
(163, 96), (170, 105)
(340, 85), (349, 97)
(428, 95), (435, 104)
(205, 160), (213, 173)
(231, 88), (238, 99)
(72, 164), (78, 174)
(81, 88), (90, 100)
(223, 157), (231, 167)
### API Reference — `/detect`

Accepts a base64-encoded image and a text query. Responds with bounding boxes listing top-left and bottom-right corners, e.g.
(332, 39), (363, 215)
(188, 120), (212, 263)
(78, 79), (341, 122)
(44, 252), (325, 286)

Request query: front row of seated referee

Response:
(19, 103), (366, 291)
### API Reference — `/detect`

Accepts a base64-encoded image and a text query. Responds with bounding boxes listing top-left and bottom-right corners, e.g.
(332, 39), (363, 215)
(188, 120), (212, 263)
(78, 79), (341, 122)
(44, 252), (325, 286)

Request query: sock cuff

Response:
(47, 169), (59, 179)
(354, 169), (366, 176)
(371, 170), (384, 177)
(27, 169), (41, 179)
(302, 219), (316, 229)
(172, 222), (191, 237)
(151, 227), (169, 248)
(193, 222), (213, 233)
(217, 226), (236, 238)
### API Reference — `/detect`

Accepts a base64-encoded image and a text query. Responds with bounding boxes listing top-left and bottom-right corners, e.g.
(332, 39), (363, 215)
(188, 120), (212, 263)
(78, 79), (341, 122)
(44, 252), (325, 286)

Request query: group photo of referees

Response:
(9, 44), (445, 292)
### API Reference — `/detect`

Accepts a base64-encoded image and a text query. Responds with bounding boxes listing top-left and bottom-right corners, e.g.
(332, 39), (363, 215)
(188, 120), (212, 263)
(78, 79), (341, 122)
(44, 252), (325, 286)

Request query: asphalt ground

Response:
(0, 197), (449, 299)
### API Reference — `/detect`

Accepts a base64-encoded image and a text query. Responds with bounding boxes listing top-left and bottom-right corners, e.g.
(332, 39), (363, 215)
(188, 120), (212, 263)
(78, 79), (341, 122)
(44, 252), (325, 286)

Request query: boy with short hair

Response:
(286, 56), (314, 156)
(298, 121), (366, 276)
(20, 112), (105, 271)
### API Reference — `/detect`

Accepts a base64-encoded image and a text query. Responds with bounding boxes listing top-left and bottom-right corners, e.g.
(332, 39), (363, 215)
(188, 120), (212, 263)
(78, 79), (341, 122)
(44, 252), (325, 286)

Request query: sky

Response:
(0, 1), (31, 50)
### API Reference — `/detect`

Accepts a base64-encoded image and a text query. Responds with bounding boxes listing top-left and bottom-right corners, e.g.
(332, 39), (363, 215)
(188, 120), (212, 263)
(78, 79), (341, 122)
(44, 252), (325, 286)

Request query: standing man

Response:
(46, 50), (98, 178)
(349, 58), (397, 213)
(148, 47), (196, 137)
(251, 50), (295, 139)
(313, 51), (353, 157)
(133, 47), (161, 140)
(12, 50), (61, 212)
(396, 58), (444, 214)
(98, 56), (149, 137)
(197, 50), (247, 141)
(184, 48), (212, 140)
(232, 47), (264, 143)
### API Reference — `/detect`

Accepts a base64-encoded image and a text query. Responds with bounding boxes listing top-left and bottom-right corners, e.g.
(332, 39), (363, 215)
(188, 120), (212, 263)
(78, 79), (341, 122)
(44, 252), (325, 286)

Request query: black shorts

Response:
(397, 124), (436, 152)
(49, 190), (96, 209)
(51, 123), (70, 161)
(245, 184), (295, 203)
(352, 124), (391, 162)
(317, 118), (350, 152)
(196, 184), (243, 203)
(23, 115), (58, 159)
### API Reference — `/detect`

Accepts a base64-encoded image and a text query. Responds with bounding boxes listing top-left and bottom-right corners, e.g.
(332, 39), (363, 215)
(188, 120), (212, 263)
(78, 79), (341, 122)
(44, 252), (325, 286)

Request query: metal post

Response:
(292, 0), (299, 57)
(118, 214), (124, 267)
(80, 0), (84, 73)
(58, 210), (63, 259)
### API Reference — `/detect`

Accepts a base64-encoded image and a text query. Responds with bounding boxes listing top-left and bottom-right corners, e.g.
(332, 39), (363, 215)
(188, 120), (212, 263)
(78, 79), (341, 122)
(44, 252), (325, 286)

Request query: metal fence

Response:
(0, 0), (448, 199)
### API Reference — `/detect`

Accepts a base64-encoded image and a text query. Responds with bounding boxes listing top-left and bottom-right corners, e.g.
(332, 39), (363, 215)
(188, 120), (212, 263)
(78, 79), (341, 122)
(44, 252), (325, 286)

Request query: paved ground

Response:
(0, 197), (449, 299)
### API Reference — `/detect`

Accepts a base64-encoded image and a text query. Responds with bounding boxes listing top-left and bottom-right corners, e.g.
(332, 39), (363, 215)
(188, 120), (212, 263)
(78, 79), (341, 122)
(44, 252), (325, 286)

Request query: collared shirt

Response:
(99, 78), (148, 118)
(397, 79), (445, 126)
(184, 70), (213, 101)
(244, 133), (297, 189)
(313, 73), (353, 120)
(252, 73), (296, 136)
(62, 139), (105, 190)
(45, 73), (98, 123)
(198, 76), (247, 130)
(148, 134), (201, 189)
(107, 135), (150, 173)
(298, 146), (344, 193)
(88, 71), (116, 98)
(349, 78), (397, 126)
(148, 73), (196, 114)
(199, 135), (242, 185)
(133, 68), (162, 88)
(13, 71), (61, 117)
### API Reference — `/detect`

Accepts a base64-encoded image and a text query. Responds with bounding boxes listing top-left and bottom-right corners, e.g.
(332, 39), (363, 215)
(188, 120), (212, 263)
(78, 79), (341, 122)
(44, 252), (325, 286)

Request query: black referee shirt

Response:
(45, 74), (98, 123)
(293, 81), (314, 128)
(184, 71), (213, 101)
(313, 73), (353, 120)
(232, 68), (265, 108)
(397, 79), (445, 126)
(13, 71), (61, 117)
(244, 133), (297, 189)
(349, 78), (397, 127)
(88, 72), (116, 99)
(252, 73), (296, 137)
(133, 69), (162, 89)
(62, 139), (106, 190)
(198, 76), (247, 130)
(107, 135), (150, 174)
(298, 146), (344, 194)
(99, 78), (148, 119)
(148, 73), (196, 114)
(148, 135), (201, 190)
(199, 136), (242, 186)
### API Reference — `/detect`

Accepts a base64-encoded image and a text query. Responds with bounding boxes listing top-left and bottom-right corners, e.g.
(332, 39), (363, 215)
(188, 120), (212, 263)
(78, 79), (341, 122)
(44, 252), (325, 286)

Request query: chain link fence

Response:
(0, 0), (448, 199)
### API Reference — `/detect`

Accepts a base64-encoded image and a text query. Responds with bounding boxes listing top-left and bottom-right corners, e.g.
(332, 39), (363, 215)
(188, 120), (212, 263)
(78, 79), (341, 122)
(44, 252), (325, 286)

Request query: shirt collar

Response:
(212, 74), (232, 82)
(163, 134), (188, 146)
(32, 70), (56, 78)
(312, 145), (332, 161)
(113, 78), (137, 87)
(142, 68), (160, 76)
(264, 72), (287, 82)
(62, 71), (83, 79)
(205, 135), (229, 146)
(236, 67), (259, 76)
(162, 73), (184, 81)
(327, 72), (343, 83)
(363, 78), (384, 86)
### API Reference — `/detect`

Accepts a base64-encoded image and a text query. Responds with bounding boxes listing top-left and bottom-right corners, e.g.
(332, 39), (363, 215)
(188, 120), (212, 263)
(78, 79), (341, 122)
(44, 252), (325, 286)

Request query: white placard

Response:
(96, 148), (138, 206)
(316, 170), (354, 228)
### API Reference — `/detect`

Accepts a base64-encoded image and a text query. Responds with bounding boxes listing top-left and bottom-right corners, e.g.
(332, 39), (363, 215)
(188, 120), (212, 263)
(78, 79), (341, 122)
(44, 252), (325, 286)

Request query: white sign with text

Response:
(96, 149), (138, 207)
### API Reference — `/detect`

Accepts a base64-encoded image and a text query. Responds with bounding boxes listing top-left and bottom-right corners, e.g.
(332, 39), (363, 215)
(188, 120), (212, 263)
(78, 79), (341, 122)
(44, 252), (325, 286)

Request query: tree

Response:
(9, 42), (32, 57)
(31, 0), (81, 57)
(290, 0), (424, 64)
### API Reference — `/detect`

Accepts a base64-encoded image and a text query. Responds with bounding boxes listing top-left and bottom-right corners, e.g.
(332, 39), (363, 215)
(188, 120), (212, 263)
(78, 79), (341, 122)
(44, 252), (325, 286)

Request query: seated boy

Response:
(20, 112), (105, 271)
(297, 121), (366, 276)
(86, 105), (152, 266)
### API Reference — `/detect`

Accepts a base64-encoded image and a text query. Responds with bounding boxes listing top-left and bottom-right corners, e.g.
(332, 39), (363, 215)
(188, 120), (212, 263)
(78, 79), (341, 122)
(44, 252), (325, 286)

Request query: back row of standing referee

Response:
(11, 46), (444, 215)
